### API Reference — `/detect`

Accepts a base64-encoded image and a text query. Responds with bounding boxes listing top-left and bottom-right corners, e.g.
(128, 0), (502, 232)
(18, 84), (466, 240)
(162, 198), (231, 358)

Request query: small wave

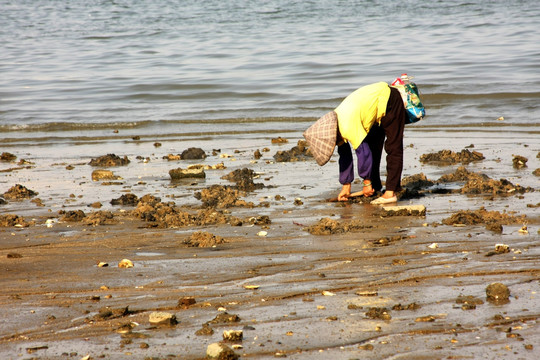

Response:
(424, 91), (540, 102)
(0, 121), (151, 133)
(0, 117), (317, 134)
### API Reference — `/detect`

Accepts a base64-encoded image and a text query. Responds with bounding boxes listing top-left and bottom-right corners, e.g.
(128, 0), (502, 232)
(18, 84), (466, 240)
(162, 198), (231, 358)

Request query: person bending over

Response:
(303, 81), (407, 205)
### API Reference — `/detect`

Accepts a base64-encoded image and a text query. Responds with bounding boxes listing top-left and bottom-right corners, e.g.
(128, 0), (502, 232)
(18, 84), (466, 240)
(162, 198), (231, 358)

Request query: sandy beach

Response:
(1, 133), (539, 360)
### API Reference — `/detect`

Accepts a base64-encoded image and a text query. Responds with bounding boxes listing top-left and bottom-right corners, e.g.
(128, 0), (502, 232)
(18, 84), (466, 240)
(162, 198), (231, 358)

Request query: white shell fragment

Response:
(243, 285), (260, 290)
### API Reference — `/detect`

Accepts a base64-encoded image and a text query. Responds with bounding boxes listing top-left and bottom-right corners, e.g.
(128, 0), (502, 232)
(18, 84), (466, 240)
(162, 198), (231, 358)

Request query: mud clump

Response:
(195, 185), (254, 209)
(365, 307), (391, 320)
(111, 193), (139, 206)
(271, 136), (289, 144)
(461, 177), (530, 195)
(178, 296), (197, 309)
(438, 166), (532, 195)
(442, 207), (526, 232)
(195, 324), (214, 336)
(420, 149), (485, 165)
(93, 306), (132, 321)
(486, 283), (510, 304)
(83, 211), (117, 226)
(89, 154), (130, 167)
(181, 147), (206, 160)
(402, 173), (434, 190)
(0, 214), (32, 227)
(437, 166), (488, 183)
(392, 303), (421, 311)
(3, 184), (38, 200)
(305, 217), (371, 235)
(1, 152), (17, 162)
(273, 140), (312, 162)
(132, 194), (242, 228)
(91, 169), (121, 181)
(184, 231), (226, 248)
(456, 295), (484, 310)
(133, 199), (190, 225)
(221, 168), (264, 191)
(512, 155), (528, 169)
(138, 194), (161, 207)
(164, 154), (181, 161)
(246, 215), (271, 226)
(207, 312), (241, 324)
(169, 167), (206, 180)
(59, 210), (86, 222)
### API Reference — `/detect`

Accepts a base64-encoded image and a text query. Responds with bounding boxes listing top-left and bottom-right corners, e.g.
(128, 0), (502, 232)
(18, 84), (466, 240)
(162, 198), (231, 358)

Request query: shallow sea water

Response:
(2, 1), (540, 140)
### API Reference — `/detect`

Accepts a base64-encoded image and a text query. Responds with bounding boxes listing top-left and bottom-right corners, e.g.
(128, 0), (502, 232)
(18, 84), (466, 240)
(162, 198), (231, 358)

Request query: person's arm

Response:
(337, 142), (354, 200)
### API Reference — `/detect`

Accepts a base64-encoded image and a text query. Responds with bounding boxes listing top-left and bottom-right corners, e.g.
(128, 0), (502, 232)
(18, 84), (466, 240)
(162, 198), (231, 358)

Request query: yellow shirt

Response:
(334, 82), (390, 149)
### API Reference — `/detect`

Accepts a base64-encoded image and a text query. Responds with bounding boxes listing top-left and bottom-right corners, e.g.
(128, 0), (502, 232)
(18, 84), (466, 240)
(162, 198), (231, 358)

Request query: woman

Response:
(303, 81), (406, 204)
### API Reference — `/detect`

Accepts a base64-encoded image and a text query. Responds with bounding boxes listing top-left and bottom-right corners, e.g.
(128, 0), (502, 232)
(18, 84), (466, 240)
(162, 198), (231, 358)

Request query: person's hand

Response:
(338, 183), (351, 201)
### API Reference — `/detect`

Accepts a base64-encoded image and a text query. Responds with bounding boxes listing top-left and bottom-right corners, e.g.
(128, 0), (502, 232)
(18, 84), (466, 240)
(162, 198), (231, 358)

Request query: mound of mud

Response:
(89, 154), (130, 167)
(59, 210), (86, 222)
(461, 177), (531, 195)
(420, 149), (485, 165)
(3, 184), (38, 200)
(83, 211), (117, 226)
(442, 207), (526, 232)
(110, 193), (139, 206)
(132, 195), (243, 228)
(138, 194), (162, 207)
(181, 147), (206, 160)
(402, 173), (434, 190)
(365, 307), (391, 320)
(195, 185), (254, 209)
(437, 166), (532, 195)
(512, 155), (528, 169)
(271, 137), (289, 144)
(221, 168), (264, 191)
(305, 217), (372, 235)
(1, 152), (17, 162)
(437, 166), (489, 183)
(273, 140), (312, 162)
(0, 214), (32, 227)
(184, 231), (227, 248)
(91, 169), (121, 181)
(207, 312), (241, 324)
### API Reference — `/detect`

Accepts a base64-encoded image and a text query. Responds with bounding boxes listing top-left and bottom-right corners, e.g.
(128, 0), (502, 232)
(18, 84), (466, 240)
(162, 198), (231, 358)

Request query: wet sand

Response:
(1, 133), (540, 360)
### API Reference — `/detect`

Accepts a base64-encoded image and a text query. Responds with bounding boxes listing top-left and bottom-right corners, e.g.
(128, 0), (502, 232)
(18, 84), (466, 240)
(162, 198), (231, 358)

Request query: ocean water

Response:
(1, 0), (540, 149)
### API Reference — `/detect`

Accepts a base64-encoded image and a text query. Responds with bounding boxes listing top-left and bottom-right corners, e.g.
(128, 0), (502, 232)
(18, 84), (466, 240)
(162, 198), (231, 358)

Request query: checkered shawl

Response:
(303, 111), (338, 166)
